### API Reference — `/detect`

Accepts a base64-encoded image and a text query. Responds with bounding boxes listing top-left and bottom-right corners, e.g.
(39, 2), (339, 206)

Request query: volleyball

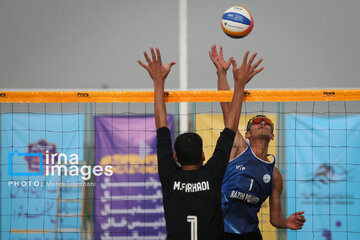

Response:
(221, 6), (254, 38)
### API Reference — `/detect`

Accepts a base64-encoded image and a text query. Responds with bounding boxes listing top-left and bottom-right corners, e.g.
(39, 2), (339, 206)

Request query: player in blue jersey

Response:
(209, 45), (306, 239)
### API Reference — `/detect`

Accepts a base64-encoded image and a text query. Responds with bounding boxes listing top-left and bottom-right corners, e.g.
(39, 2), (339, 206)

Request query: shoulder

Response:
(229, 141), (249, 162)
(229, 131), (247, 160)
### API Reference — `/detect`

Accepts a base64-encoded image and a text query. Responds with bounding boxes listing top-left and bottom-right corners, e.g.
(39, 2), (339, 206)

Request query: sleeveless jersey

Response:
(157, 127), (236, 239)
(221, 142), (276, 234)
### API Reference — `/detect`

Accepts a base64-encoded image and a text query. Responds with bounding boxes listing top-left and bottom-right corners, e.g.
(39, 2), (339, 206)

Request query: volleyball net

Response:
(1, 89), (360, 240)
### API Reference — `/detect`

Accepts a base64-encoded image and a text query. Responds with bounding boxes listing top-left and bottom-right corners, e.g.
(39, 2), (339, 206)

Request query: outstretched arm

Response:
(209, 45), (233, 124)
(270, 168), (306, 229)
(209, 45), (246, 158)
(138, 48), (177, 184)
(209, 45), (263, 156)
(225, 50), (264, 132)
(138, 47), (175, 129)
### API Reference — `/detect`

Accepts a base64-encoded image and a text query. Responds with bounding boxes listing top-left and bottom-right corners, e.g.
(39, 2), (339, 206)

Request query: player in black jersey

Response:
(138, 47), (263, 240)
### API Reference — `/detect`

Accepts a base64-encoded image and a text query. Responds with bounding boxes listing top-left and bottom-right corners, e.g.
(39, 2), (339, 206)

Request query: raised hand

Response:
(231, 51), (264, 88)
(209, 45), (233, 74)
(286, 211), (306, 230)
(138, 47), (175, 86)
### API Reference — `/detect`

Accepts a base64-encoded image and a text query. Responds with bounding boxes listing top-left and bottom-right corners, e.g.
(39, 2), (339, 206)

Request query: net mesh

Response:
(0, 90), (359, 240)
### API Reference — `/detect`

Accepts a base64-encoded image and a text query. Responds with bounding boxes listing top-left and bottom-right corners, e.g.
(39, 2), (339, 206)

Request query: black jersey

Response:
(157, 127), (235, 240)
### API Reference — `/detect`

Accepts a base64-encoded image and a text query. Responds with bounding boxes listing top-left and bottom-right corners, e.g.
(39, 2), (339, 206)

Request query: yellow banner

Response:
(195, 113), (277, 240)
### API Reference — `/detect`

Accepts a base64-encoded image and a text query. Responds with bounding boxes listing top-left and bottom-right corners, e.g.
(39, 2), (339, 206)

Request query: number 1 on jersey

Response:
(249, 178), (254, 191)
(187, 215), (198, 240)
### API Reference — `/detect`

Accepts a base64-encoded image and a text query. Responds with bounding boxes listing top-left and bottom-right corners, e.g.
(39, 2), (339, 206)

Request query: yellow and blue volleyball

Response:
(221, 6), (254, 39)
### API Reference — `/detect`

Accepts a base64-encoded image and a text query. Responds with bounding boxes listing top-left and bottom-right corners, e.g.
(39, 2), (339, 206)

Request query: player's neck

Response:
(181, 164), (202, 170)
(249, 139), (270, 161)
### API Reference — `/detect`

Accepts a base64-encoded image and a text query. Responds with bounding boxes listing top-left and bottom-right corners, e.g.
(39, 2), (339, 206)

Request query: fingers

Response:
(296, 212), (306, 223)
(209, 45), (216, 61)
(209, 46), (222, 69)
(211, 44), (218, 58)
(293, 211), (306, 230)
(231, 58), (237, 70)
(295, 225), (303, 230)
(166, 61), (176, 70)
(226, 57), (233, 67)
(137, 60), (148, 69)
(150, 47), (156, 61)
(139, 48), (175, 77)
(251, 58), (263, 71)
(248, 67), (264, 81)
(209, 45), (233, 71)
(234, 51), (263, 72)
(297, 217), (306, 224)
(209, 51), (216, 61)
(295, 218), (305, 229)
(156, 48), (162, 63)
(144, 51), (151, 64)
(248, 52), (258, 65)
(209, 51), (213, 60)
(242, 51), (250, 65)
(142, 47), (162, 65)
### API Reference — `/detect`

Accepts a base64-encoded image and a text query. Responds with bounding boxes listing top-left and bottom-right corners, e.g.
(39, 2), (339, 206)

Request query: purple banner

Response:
(94, 115), (174, 239)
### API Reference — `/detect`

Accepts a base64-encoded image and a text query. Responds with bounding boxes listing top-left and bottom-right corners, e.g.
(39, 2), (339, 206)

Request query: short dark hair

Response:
(174, 132), (203, 165)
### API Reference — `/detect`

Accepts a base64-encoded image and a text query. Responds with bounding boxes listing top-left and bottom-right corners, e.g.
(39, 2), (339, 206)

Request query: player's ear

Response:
(245, 130), (251, 139)
(199, 152), (205, 166)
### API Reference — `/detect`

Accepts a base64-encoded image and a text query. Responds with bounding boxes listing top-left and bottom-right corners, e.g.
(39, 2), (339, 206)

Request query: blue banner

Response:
(285, 114), (360, 240)
(1, 113), (85, 240)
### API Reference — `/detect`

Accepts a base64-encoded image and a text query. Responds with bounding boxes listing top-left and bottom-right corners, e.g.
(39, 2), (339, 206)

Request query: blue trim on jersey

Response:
(222, 12), (251, 25)
(221, 141), (276, 234)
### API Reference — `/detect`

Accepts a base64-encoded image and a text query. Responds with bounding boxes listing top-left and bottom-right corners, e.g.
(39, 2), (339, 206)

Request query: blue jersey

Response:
(221, 142), (276, 234)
